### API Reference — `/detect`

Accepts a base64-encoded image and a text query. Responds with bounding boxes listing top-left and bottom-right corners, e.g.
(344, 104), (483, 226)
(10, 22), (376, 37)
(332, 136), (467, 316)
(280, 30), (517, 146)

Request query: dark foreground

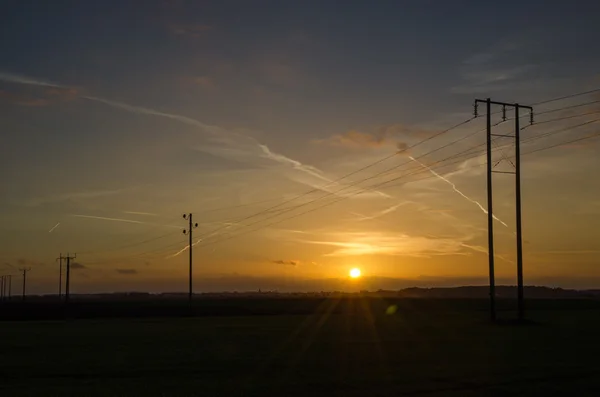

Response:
(1, 298), (599, 396)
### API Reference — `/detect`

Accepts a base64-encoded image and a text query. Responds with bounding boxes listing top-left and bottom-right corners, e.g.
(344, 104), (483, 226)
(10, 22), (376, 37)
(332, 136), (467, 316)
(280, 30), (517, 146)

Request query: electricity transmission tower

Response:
(19, 267), (31, 300)
(474, 98), (533, 322)
(56, 253), (64, 299)
(63, 253), (76, 304)
(183, 213), (198, 306)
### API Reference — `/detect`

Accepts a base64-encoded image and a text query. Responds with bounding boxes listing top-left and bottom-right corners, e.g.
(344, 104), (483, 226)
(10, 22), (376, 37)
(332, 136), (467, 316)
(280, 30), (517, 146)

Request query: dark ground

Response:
(1, 297), (599, 396)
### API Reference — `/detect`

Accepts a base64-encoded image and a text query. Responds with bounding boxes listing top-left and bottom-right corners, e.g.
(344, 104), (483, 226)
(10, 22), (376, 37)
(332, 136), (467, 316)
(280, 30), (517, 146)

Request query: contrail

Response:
(0, 71), (386, 195)
(79, 96), (332, 183)
(461, 244), (515, 264)
(70, 214), (180, 229)
(71, 214), (147, 225)
(48, 222), (61, 233)
(409, 156), (509, 227)
(167, 222), (240, 258)
(353, 201), (410, 221)
(81, 96), (221, 136)
(123, 211), (158, 216)
(0, 72), (64, 88)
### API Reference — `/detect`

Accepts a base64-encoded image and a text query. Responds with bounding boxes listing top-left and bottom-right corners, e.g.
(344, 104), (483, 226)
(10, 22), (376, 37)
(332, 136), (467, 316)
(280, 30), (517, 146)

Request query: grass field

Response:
(1, 297), (600, 396)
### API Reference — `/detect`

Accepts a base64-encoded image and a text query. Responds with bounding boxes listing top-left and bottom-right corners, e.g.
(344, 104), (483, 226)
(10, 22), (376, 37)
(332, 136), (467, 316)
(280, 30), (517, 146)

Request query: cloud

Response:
(313, 124), (427, 150)
(115, 268), (138, 275)
(272, 260), (298, 266)
(452, 38), (541, 94)
(189, 76), (215, 89)
(70, 262), (86, 270)
(293, 231), (474, 258)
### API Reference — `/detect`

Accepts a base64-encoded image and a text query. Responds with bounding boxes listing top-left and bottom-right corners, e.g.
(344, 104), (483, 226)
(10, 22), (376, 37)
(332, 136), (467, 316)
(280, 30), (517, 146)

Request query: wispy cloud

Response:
(115, 268), (138, 275)
(532, 250), (600, 255)
(452, 39), (540, 94)
(272, 259), (298, 266)
(296, 231), (473, 257)
(189, 76), (215, 89)
(70, 262), (86, 270)
(313, 124), (423, 151)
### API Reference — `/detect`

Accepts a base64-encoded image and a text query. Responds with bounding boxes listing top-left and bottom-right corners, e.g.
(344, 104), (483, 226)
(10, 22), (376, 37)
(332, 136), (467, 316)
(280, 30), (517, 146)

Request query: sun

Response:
(349, 268), (361, 278)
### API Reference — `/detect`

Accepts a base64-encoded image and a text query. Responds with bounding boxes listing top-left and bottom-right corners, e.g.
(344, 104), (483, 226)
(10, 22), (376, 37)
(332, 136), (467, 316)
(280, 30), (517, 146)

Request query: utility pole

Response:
(64, 253), (76, 304)
(7, 275), (11, 300)
(183, 214), (198, 307)
(474, 99), (533, 322)
(0, 275), (4, 302)
(19, 267), (31, 300)
(56, 253), (64, 300)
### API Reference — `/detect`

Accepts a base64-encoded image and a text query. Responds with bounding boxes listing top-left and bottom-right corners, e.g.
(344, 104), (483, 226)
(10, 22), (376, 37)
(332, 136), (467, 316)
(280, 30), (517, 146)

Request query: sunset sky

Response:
(1, 0), (600, 294)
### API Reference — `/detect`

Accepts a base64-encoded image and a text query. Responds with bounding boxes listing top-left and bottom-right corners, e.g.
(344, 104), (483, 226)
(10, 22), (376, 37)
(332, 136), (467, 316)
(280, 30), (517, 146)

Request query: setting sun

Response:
(349, 268), (362, 278)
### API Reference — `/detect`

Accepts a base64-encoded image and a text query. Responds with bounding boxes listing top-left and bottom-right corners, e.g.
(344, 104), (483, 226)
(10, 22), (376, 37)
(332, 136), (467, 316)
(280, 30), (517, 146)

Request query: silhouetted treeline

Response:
(1, 287), (600, 321)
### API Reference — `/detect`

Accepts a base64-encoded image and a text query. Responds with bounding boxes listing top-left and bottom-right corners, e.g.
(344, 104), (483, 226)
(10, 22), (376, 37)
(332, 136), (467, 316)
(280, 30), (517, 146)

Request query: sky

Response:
(1, 0), (600, 294)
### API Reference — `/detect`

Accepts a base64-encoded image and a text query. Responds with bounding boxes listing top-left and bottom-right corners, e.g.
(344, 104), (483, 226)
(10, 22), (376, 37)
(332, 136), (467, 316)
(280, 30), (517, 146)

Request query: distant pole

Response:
(20, 267), (31, 300)
(485, 98), (496, 321)
(183, 214), (198, 307)
(515, 105), (525, 321)
(56, 253), (64, 300)
(0, 275), (4, 301)
(64, 253), (76, 304)
(7, 275), (11, 300)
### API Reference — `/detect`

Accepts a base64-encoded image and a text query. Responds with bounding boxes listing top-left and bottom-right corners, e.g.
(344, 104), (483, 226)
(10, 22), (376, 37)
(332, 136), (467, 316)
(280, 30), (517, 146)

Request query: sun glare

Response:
(349, 268), (361, 278)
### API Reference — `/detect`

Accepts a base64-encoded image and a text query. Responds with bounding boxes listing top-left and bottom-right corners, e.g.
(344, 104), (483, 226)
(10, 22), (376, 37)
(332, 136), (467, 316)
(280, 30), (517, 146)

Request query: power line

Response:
(78, 89), (600, 266)
(532, 87), (600, 106)
(188, 117), (477, 244)
(192, 118), (599, 250)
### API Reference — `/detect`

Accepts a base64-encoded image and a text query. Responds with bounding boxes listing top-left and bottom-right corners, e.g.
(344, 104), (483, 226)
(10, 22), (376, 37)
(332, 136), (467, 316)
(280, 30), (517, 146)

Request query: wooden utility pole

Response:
(64, 253), (76, 304)
(19, 267), (31, 300)
(474, 99), (533, 322)
(56, 253), (64, 300)
(183, 214), (198, 307)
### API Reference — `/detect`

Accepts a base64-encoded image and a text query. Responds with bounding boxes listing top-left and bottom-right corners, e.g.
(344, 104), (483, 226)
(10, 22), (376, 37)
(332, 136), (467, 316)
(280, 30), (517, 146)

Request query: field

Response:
(1, 297), (600, 396)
